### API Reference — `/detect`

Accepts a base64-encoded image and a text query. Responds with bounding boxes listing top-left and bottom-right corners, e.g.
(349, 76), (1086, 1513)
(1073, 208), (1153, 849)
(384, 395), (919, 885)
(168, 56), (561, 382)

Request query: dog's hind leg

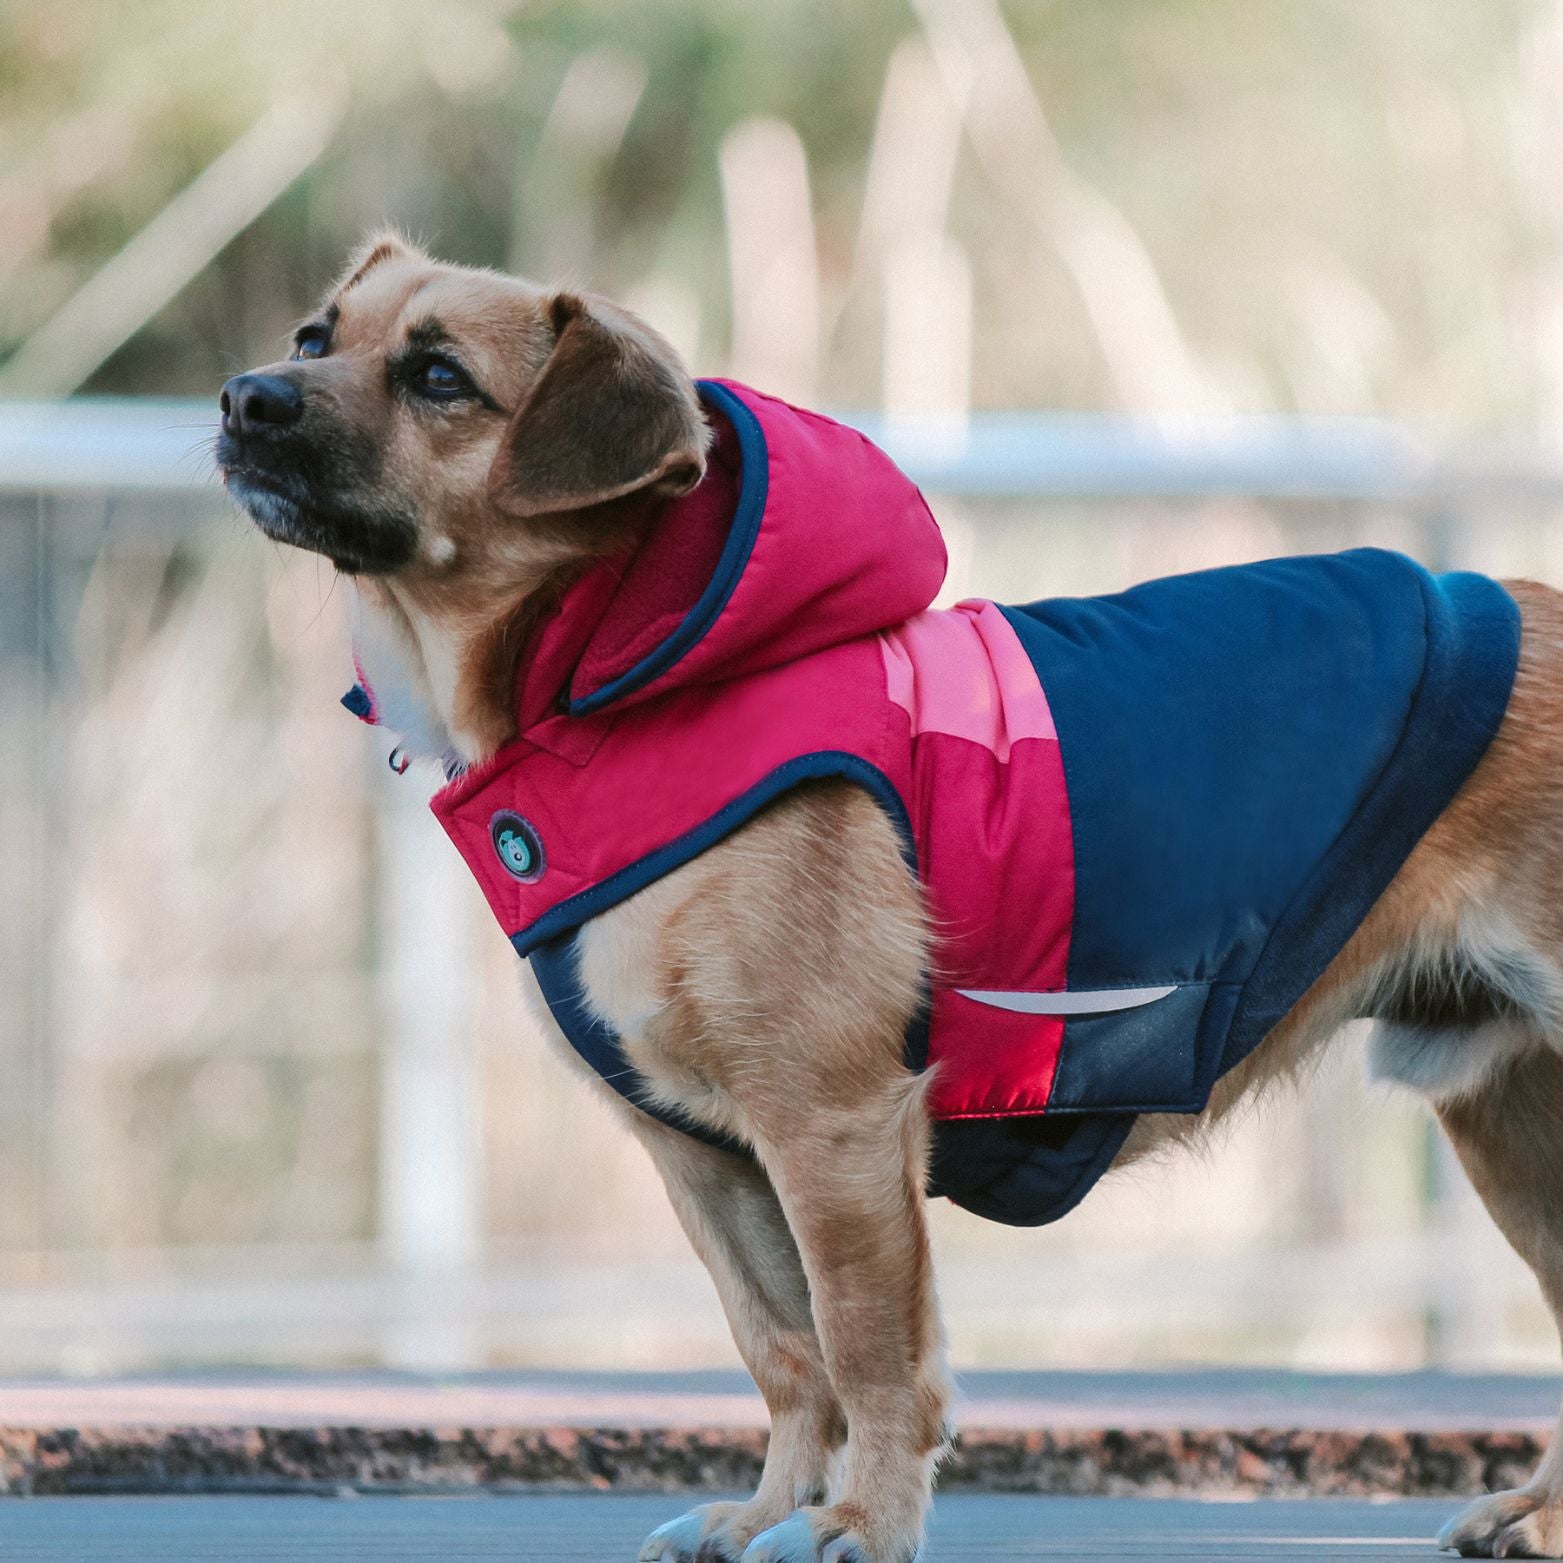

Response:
(1430, 1043), (1563, 1558)
(632, 1119), (847, 1563)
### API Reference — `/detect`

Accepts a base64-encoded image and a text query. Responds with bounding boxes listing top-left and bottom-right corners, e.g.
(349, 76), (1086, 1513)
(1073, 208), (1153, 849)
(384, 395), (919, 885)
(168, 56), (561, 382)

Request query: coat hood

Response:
(512, 379), (948, 728)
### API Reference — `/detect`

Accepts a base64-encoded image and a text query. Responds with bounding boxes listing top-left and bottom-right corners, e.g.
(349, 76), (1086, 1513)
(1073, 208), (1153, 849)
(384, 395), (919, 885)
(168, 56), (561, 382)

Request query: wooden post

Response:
(374, 764), (486, 1370)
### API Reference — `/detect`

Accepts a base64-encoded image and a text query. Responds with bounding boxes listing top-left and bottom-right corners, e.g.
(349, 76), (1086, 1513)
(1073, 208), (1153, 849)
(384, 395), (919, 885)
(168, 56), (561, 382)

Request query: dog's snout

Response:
(220, 372), (303, 438)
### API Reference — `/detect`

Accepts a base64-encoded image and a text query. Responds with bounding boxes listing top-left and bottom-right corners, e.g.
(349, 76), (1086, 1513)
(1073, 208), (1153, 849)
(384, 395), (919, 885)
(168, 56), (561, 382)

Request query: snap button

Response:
(490, 809), (545, 882)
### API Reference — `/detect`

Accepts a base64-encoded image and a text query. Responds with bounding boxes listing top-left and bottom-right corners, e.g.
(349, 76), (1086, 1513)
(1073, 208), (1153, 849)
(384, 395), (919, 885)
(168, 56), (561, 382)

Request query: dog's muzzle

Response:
(213, 371), (416, 574)
(215, 371), (313, 539)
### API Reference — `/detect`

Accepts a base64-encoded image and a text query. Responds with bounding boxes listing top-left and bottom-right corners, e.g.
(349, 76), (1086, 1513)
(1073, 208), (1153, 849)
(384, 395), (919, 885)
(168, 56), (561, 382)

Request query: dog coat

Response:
(345, 380), (1521, 1227)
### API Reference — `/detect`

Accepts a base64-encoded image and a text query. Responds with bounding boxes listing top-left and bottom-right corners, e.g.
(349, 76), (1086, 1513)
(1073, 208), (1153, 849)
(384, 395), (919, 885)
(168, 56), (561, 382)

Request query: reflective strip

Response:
(955, 984), (1179, 1016)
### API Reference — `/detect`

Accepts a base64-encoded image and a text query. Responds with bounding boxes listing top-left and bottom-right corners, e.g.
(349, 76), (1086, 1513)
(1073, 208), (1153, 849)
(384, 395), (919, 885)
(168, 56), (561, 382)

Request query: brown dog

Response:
(216, 232), (1563, 1562)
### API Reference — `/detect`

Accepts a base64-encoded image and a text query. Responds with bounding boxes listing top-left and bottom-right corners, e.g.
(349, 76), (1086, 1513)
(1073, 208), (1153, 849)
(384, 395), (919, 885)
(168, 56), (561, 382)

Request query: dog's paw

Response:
(740, 1514), (829, 1563)
(739, 1508), (919, 1563)
(1439, 1490), (1563, 1558)
(638, 1501), (774, 1563)
(638, 1504), (726, 1562)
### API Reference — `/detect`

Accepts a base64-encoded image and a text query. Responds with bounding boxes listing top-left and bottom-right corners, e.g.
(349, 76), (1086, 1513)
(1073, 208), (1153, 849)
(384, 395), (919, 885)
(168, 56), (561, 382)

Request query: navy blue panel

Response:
(566, 381), (769, 717)
(341, 684), (372, 719)
(531, 934), (744, 1153)
(1045, 982), (1215, 1114)
(997, 550), (1519, 1133)
(929, 553), (1518, 1228)
(1004, 551), (1434, 992)
(929, 1113), (1135, 1227)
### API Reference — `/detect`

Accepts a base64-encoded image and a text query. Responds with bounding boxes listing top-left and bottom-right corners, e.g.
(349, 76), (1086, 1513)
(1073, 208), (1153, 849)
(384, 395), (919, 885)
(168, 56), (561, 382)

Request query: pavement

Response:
(0, 1493), (1478, 1560)
(0, 1368), (1554, 1503)
(0, 1366), (1552, 1563)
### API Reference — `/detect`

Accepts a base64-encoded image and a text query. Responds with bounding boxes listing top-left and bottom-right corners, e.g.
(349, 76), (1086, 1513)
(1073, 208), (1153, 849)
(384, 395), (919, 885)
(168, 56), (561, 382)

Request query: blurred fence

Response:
(4, 399), (1563, 1376)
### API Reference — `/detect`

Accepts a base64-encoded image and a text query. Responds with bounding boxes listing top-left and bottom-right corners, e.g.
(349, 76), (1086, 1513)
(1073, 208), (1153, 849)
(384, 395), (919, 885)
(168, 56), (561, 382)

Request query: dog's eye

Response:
(293, 329), (328, 361)
(415, 358), (471, 399)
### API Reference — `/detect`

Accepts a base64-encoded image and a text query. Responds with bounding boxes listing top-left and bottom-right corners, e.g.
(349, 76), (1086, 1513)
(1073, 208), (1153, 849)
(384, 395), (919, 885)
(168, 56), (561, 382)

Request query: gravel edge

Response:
(0, 1424), (1546, 1498)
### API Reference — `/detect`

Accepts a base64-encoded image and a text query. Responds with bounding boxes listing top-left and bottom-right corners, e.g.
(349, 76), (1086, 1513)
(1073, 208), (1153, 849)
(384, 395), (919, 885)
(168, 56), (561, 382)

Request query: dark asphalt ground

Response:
(0, 1494), (1464, 1560)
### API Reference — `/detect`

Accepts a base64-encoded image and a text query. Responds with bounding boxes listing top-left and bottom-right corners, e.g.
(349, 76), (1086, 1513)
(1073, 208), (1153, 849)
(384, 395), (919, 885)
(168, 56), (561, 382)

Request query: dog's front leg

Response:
(735, 1080), (949, 1563)
(632, 1117), (848, 1563)
(589, 780), (940, 1562)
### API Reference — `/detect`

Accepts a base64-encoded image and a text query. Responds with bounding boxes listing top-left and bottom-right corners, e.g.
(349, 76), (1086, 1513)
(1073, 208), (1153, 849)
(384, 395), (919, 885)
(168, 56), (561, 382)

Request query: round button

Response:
(489, 810), (545, 883)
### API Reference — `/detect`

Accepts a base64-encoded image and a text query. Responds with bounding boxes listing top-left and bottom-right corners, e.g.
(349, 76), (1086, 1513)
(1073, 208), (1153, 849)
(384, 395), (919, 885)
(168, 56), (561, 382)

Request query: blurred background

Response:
(5, 0), (1563, 1377)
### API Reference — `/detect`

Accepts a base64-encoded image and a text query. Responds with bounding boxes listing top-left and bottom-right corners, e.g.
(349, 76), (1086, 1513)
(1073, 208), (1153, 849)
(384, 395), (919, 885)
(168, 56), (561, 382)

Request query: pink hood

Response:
(510, 379), (948, 730)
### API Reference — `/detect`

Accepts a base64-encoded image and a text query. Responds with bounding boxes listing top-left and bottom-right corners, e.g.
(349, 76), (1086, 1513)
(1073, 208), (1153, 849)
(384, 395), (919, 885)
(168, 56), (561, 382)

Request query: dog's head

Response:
(215, 232), (707, 587)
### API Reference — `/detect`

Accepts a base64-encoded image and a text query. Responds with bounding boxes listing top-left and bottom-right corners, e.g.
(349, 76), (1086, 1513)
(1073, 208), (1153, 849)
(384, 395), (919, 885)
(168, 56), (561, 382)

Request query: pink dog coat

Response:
(346, 380), (1519, 1225)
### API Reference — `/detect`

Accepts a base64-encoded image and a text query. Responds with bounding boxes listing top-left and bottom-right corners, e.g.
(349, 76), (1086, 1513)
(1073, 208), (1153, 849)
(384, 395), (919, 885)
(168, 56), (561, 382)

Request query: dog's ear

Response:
(336, 228), (428, 292)
(489, 294), (708, 519)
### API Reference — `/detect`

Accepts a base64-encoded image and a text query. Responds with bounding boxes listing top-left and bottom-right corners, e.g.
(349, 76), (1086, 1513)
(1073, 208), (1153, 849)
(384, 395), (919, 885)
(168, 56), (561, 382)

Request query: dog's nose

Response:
(220, 373), (303, 438)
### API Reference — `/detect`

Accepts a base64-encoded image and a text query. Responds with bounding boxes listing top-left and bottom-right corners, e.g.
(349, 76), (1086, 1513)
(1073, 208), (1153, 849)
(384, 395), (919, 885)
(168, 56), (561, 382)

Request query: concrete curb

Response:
(0, 1424), (1545, 1498)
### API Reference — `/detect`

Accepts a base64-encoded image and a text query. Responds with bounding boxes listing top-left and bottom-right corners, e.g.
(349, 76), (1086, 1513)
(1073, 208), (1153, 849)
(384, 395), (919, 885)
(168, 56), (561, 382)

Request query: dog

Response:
(216, 232), (1563, 1562)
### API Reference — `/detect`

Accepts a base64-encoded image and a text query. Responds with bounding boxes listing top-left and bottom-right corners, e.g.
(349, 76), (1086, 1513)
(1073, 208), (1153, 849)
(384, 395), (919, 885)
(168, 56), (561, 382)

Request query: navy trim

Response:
(531, 932), (747, 1154)
(1218, 568), (1520, 1075)
(566, 380), (770, 717)
(512, 752), (917, 957)
(519, 754), (926, 1154)
(341, 684), (372, 719)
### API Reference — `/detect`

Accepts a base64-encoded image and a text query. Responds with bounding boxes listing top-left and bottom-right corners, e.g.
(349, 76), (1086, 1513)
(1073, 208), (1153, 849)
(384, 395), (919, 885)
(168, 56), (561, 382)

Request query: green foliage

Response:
(0, 0), (1556, 424)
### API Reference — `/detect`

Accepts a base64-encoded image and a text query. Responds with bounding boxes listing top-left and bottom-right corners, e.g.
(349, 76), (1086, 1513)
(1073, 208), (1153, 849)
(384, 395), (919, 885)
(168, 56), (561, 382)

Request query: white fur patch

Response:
(576, 882), (684, 1043)
(347, 582), (456, 762)
(1365, 905), (1563, 1102)
(1367, 1018), (1537, 1102)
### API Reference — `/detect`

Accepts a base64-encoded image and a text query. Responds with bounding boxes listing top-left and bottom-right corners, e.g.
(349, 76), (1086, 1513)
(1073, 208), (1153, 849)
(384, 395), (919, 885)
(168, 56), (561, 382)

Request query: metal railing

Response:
(8, 396), (1563, 505)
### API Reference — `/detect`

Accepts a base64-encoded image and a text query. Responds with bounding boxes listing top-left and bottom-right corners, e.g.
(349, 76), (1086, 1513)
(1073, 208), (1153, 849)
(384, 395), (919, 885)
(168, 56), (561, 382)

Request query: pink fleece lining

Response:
(880, 600), (1057, 761)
